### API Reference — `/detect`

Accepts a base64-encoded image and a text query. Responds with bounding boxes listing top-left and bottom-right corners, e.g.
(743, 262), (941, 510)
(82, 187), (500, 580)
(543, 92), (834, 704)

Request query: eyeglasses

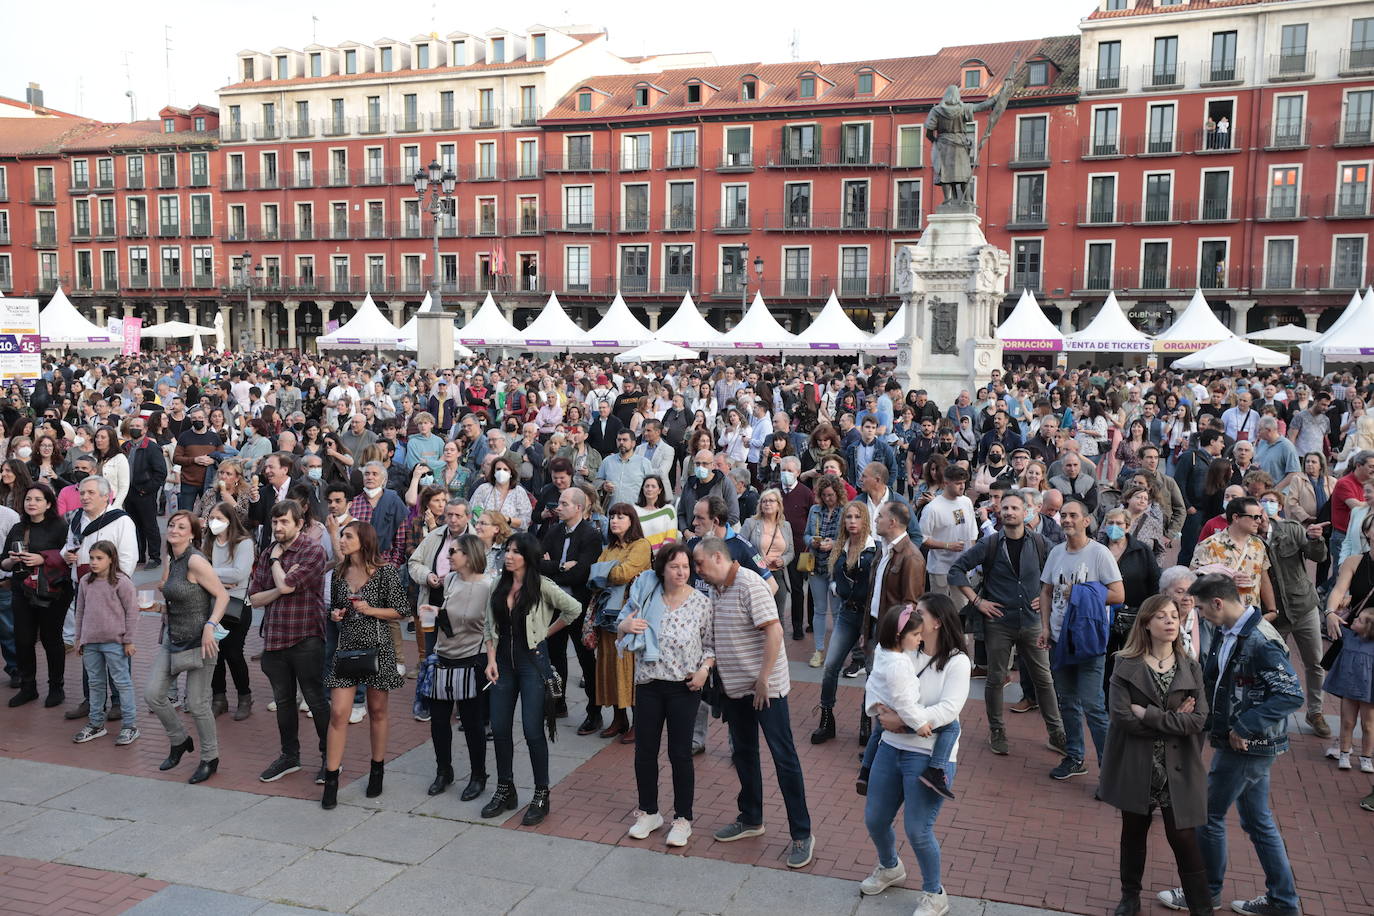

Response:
(1237, 513), (1263, 521)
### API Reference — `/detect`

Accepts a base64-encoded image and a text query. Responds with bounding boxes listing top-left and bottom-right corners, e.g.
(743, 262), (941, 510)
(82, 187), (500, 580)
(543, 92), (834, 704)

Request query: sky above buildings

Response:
(2, 0), (1093, 122)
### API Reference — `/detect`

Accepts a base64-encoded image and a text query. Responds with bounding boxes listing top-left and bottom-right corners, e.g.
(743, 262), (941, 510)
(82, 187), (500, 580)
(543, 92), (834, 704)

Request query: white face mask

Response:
(74, 436), (87, 448)
(493, 468), (511, 485)
(363, 486), (383, 499)
(208, 517), (229, 536)
(333, 512), (349, 524)
(15, 447), (31, 460)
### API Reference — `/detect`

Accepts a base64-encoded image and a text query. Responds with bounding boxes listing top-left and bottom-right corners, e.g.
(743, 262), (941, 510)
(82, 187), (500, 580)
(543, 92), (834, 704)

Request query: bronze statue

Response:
(925, 78), (1015, 209)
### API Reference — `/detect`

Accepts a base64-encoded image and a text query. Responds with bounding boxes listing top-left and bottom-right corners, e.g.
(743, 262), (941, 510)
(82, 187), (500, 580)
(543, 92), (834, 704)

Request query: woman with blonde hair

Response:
(1019, 459), (1050, 492)
(741, 488), (795, 623)
(195, 458), (252, 525)
(812, 500), (877, 744)
(473, 509), (512, 584)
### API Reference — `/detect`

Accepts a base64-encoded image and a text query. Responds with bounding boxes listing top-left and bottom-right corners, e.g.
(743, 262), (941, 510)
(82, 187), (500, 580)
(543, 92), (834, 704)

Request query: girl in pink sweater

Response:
(72, 541), (140, 746)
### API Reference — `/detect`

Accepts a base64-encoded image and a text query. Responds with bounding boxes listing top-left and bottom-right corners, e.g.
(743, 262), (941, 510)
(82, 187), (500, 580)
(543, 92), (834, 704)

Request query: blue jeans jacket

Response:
(1204, 610), (1304, 756)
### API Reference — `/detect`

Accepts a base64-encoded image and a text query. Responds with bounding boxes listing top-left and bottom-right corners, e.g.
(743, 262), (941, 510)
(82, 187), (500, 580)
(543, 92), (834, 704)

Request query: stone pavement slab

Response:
(576, 845), (749, 913)
(148, 833), (307, 895)
(246, 849), (405, 912)
(44, 771), (264, 827)
(124, 884), (270, 916)
(723, 866), (867, 915)
(57, 820), (204, 875)
(508, 887), (679, 916)
(216, 794), (371, 847)
(0, 757), (102, 805)
(429, 826), (611, 888)
(325, 809), (469, 864)
(351, 864), (534, 916)
(0, 808), (124, 861)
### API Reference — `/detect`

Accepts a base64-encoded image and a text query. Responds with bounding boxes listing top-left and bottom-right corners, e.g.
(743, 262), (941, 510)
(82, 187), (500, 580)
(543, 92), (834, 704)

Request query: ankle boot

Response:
(522, 785), (550, 826)
(460, 773), (488, 802)
(8, 683), (38, 707)
(481, 781), (518, 818)
(365, 759), (385, 798)
(189, 758), (218, 785)
(427, 765), (455, 796)
(810, 707), (836, 744)
(1112, 896), (1140, 916)
(233, 693), (253, 721)
(321, 768), (340, 809)
(211, 693), (228, 717)
(1179, 869), (1215, 915)
(159, 736), (194, 770)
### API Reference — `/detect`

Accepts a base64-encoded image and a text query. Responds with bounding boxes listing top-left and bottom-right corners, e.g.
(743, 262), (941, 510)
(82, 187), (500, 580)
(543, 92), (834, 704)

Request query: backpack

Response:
(1052, 580), (1109, 670)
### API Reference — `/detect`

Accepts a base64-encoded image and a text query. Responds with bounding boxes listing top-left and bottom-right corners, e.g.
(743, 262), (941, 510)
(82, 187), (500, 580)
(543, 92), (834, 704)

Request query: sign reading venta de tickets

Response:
(0, 298), (42, 385)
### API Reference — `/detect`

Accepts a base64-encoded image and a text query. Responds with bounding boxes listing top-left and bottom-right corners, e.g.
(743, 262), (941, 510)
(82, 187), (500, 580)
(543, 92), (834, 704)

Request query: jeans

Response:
(210, 600), (252, 696)
(1326, 530), (1347, 591)
(1051, 653), (1108, 764)
(13, 586), (69, 692)
(82, 643), (137, 729)
(861, 720), (960, 773)
(145, 646), (216, 761)
(125, 492), (162, 563)
(864, 742), (956, 893)
(0, 587), (17, 677)
(819, 606), (865, 710)
(808, 572), (837, 654)
(983, 621), (1063, 734)
(429, 697), (486, 779)
(489, 641), (550, 786)
(1200, 750), (1299, 911)
(635, 679), (701, 820)
(259, 636), (330, 761)
(178, 483), (205, 516)
(721, 693), (811, 840)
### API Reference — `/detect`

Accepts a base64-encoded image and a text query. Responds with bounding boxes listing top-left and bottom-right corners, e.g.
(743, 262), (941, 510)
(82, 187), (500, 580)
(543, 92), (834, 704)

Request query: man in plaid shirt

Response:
(248, 500), (332, 785)
(347, 462), (408, 567)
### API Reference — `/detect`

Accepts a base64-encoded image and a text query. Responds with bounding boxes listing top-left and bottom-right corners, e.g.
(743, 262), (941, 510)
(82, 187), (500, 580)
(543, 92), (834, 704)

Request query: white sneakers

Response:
(808, 650), (824, 668)
(627, 809), (664, 839)
(1363, 756), (1374, 774)
(859, 860), (907, 895)
(349, 704), (368, 724)
(1333, 746), (1374, 772)
(665, 817), (691, 847)
(910, 888), (950, 916)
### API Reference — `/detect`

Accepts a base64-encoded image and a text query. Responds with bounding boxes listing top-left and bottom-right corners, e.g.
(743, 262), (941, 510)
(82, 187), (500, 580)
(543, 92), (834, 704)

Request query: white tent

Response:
(714, 291), (798, 351)
(996, 289), (1065, 352)
(1306, 287), (1374, 366)
(793, 291), (873, 352)
(1172, 336), (1289, 370)
(614, 340), (701, 363)
(456, 292), (522, 347)
(39, 286), (118, 349)
(521, 292), (591, 350)
(654, 293), (724, 349)
(1245, 324), (1321, 343)
(140, 320), (216, 338)
(585, 293), (653, 347)
(1154, 289), (1233, 353)
(213, 311), (226, 351)
(316, 293), (405, 349)
(871, 304), (906, 350)
(1301, 288), (1372, 374)
(397, 295), (475, 359)
(1065, 292), (1153, 353)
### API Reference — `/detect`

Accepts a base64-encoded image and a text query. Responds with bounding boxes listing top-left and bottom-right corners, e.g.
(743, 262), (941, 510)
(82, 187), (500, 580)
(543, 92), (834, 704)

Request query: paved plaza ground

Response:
(0, 570), (1368, 915)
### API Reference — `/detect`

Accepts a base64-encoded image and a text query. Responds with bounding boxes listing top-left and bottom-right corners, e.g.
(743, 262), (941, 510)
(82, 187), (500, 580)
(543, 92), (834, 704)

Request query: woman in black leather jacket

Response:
(811, 500), (878, 745)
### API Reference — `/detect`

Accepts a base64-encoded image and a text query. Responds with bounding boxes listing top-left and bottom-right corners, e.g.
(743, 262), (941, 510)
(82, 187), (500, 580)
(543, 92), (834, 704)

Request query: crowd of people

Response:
(1, 350), (1371, 916)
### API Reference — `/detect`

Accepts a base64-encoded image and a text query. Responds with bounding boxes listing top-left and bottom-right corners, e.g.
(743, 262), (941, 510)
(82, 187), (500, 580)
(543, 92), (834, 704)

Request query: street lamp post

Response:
(753, 254), (764, 306)
(739, 241), (750, 315)
(241, 249), (253, 351)
(414, 160), (457, 312)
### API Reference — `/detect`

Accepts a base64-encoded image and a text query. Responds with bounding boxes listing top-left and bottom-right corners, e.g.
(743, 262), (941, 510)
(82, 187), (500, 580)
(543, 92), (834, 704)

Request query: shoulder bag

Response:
(333, 612), (383, 680)
(796, 512), (818, 574)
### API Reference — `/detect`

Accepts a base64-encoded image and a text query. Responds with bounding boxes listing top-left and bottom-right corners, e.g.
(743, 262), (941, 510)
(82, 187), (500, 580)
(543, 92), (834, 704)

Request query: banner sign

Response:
(0, 298), (41, 385)
(122, 316), (143, 355)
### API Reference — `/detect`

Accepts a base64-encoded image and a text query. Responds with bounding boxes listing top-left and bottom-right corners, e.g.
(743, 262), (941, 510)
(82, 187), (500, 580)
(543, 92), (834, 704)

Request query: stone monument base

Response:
(416, 309), (454, 370)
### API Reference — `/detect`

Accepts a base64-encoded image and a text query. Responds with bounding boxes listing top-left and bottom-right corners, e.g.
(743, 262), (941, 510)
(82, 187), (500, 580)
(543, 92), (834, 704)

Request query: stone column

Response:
(418, 310), (454, 371)
(872, 308), (886, 333)
(1304, 310), (1321, 332)
(646, 307), (661, 332)
(1055, 301), (1079, 334)
(285, 301), (299, 351)
(1229, 299), (1256, 335)
(389, 301), (405, 326)
(460, 302), (474, 324)
(252, 303), (267, 349)
(154, 304), (168, 326)
(94, 306), (107, 326)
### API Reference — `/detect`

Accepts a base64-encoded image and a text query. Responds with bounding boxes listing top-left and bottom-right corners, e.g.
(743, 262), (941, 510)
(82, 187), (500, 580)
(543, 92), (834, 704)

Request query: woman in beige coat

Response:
(1276, 451), (1337, 523)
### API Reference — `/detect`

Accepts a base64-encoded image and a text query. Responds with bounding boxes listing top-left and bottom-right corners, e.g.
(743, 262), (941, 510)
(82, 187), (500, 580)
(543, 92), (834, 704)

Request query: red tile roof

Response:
(1085, 0), (1293, 21)
(0, 118), (101, 156)
(542, 37), (1071, 121)
(0, 117), (215, 157)
(0, 95), (87, 120)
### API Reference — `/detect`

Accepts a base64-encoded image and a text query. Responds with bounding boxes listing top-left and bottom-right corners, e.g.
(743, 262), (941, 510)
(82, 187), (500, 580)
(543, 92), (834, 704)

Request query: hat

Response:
(437, 380), (448, 387)
(1010, 447), (1031, 458)
(597, 374), (609, 384)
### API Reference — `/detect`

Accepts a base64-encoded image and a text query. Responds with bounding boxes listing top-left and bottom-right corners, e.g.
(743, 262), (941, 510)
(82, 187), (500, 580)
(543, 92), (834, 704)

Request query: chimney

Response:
(25, 82), (43, 108)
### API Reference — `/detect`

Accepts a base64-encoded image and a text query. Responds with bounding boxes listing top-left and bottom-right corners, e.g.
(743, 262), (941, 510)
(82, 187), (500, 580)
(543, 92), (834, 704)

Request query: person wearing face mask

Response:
(122, 417), (167, 570)
(173, 407), (222, 515)
(1255, 489), (1332, 740)
(202, 503), (256, 721)
(676, 449), (740, 532)
(1099, 507), (1162, 696)
(470, 455), (533, 531)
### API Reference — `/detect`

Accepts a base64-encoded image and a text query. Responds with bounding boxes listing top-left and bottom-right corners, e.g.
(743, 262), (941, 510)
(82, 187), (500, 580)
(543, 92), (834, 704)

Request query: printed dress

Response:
(325, 564), (411, 691)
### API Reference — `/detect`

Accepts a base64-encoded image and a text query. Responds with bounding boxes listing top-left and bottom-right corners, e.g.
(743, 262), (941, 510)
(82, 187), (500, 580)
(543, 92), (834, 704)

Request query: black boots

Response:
(159, 737), (194, 770)
(1179, 869), (1215, 915)
(189, 759), (218, 784)
(460, 774), (488, 802)
(8, 683), (37, 707)
(365, 759), (385, 798)
(321, 768), (340, 809)
(43, 688), (64, 708)
(1113, 896), (1140, 916)
(522, 785), (550, 826)
(428, 766), (455, 796)
(858, 712), (872, 748)
(810, 707), (836, 744)
(233, 693), (253, 721)
(481, 781), (518, 818)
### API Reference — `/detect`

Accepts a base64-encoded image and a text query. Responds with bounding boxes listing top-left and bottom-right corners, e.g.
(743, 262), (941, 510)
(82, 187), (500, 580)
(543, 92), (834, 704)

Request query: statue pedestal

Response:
(416, 309), (454, 370)
(894, 209), (1007, 408)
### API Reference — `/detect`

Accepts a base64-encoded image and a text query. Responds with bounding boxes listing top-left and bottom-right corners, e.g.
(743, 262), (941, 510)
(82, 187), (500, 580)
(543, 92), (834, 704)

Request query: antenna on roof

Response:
(122, 52), (135, 121)
(790, 29), (800, 62)
(312, 14), (319, 44)
(164, 25), (175, 107)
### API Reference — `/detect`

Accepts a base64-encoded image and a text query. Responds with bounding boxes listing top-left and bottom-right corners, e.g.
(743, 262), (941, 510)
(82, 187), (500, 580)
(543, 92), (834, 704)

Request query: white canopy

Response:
(714, 291), (798, 351)
(521, 292), (591, 350)
(793, 291), (872, 352)
(456, 293), (522, 347)
(1154, 289), (1233, 353)
(317, 293), (406, 349)
(1172, 336), (1289, 370)
(871, 305), (906, 350)
(39, 286), (118, 349)
(397, 296), (475, 360)
(1306, 287), (1374, 365)
(213, 311), (226, 351)
(996, 289), (1064, 352)
(584, 293), (653, 348)
(1245, 324), (1321, 343)
(614, 340), (701, 363)
(654, 293), (724, 348)
(1066, 292), (1153, 352)
(1301, 288), (1372, 373)
(140, 320), (216, 338)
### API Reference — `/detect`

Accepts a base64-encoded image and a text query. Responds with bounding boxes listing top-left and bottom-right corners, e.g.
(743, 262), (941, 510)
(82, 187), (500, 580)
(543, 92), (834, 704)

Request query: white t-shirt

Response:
(1039, 539), (1122, 641)
(921, 493), (977, 575)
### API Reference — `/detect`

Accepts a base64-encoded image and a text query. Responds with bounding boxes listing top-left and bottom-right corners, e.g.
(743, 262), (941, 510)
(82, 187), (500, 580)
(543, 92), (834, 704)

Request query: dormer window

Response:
(379, 47), (393, 71)
(194, 116), (206, 131)
(452, 40), (466, 65)
(276, 56), (289, 79)
(531, 33), (546, 60)
(309, 52), (322, 77)
(344, 49), (357, 74)
(492, 37), (505, 63)
(742, 79), (757, 100)
(416, 44), (429, 68)
(1105, 0), (1127, 9)
(857, 72), (874, 94)
(963, 69), (982, 90)
(634, 87), (650, 107)
(242, 58), (255, 81)
(800, 76), (815, 98)
(687, 83), (702, 103)
(578, 91), (593, 111)
(164, 118), (175, 133)
(1027, 60), (1050, 86)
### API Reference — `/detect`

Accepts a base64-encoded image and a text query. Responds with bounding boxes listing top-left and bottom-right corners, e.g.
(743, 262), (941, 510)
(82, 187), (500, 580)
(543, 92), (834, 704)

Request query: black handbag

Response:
(333, 614), (383, 680)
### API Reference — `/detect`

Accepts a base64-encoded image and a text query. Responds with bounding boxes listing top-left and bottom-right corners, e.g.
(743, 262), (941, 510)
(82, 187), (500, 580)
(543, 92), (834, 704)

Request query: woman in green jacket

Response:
(482, 531), (581, 826)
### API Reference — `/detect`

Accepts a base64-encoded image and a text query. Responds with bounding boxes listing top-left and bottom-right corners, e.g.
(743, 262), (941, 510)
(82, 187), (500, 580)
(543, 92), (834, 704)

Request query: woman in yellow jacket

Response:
(588, 503), (651, 743)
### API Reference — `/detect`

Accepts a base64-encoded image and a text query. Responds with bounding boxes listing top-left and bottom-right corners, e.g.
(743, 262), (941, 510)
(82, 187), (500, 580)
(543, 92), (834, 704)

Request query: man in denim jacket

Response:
(1156, 573), (1304, 916)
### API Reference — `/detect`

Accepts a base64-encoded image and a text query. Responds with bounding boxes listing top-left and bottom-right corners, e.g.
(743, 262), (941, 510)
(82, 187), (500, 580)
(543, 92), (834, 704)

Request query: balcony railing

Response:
(1328, 193), (1372, 219)
(258, 173), (280, 189)
(662, 148), (699, 169)
(394, 114), (424, 133)
(544, 212), (612, 233)
(1083, 67), (1122, 92)
(70, 224), (92, 241)
(515, 214), (542, 235)
(126, 175), (145, 189)
(358, 116), (386, 135)
(618, 150), (652, 172)
(125, 274), (151, 290)
(1142, 130), (1178, 155)
(1082, 135), (1122, 158)
(1077, 202), (1121, 226)
(510, 106), (541, 126)
(1196, 197), (1237, 222)
(321, 117), (349, 137)
(543, 152), (610, 172)
(190, 272), (216, 289)
(1142, 62), (1184, 88)
(126, 220), (148, 238)
(285, 119), (313, 138)
(661, 208), (696, 231)
(759, 209), (888, 231)
(894, 205), (922, 230)
(1072, 267), (1120, 292)
(621, 214), (650, 233)
(1268, 51), (1315, 81)
(1248, 265), (1333, 291)
(34, 229), (58, 248)
(1256, 194), (1308, 220)
(251, 122), (279, 141)
(220, 124), (244, 142)
(1127, 200), (1186, 224)
(94, 177), (115, 191)
(469, 109), (500, 129)
(1194, 125), (1242, 152)
(1010, 140), (1049, 167)
(328, 169), (350, 187)
(715, 208), (750, 232)
(223, 174), (247, 191)
(465, 162), (500, 182)
(160, 272), (182, 289)
(69, 179), (89, 192)
(1012, 272), (1042, 293)
(1266, 119), (1310, 148)
(93, 221), (116, 239)
(1006, 203), (1046, 228)
(0, 227), (8, 244)
(189, 171), (209, 187)
(433, 110), (458, 131)
(1201, 57), (1244, 84)
(1337, 116), (1373, 146)
(718, 151), (754, 171)
(510, 160), (541, 180)
(1340, 46), (1374, 74)
(761, 145), (890, 168)
(158, 171), (178, 189)
(158, 222), (181, 237)
(30, 185), (56, 204)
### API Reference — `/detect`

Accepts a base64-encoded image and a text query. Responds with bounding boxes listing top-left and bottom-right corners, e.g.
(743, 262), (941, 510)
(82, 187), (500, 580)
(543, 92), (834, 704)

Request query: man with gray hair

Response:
(347, 461), (408, 567)
(1254, 416), (1300, 482)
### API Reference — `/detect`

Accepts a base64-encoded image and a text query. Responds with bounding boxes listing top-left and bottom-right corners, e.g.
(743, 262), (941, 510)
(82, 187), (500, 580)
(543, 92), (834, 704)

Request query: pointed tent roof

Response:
(614, 340), (701, 363)
(714, 292), (798, 351)
(654, 293), (723, 348)
(870, 304), (906, 349)
(1300, 289), (1367, 374)
(793, 291), (872, 352)
(396, 296), (476, 359)
(316, 293), (405, 349)
(39, 286), (118, 348)
(585, 293), (653, 347)
(1065, 292), (1153, 352)
(1172, 336), (1289, 370)
(1245, 324), (1321, 343)
(456, 293), (522, 347)
(522, 292), (591, 350)
(1309, 287), (1374, 363)
(996, 289), (1064, 351)
(1154, 289), (1233, 353)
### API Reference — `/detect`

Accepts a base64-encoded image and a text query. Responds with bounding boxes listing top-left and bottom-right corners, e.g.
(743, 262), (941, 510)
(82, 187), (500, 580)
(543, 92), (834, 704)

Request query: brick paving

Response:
(0, 855), (165, 916)
(520, 637), (1374, 916)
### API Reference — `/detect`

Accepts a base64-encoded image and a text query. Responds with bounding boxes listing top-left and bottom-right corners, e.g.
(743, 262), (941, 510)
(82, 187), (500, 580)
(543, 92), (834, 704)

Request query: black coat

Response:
(125, 438), (168, 497)
(587, 414), (624, 458)
(539, 518), (602, 606)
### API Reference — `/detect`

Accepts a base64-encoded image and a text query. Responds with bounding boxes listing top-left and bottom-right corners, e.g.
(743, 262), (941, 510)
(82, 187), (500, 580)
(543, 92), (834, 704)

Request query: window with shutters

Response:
(724, 127), (752, 168)
(783, 124), (818, 166)
(785, 183), (810, 228)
